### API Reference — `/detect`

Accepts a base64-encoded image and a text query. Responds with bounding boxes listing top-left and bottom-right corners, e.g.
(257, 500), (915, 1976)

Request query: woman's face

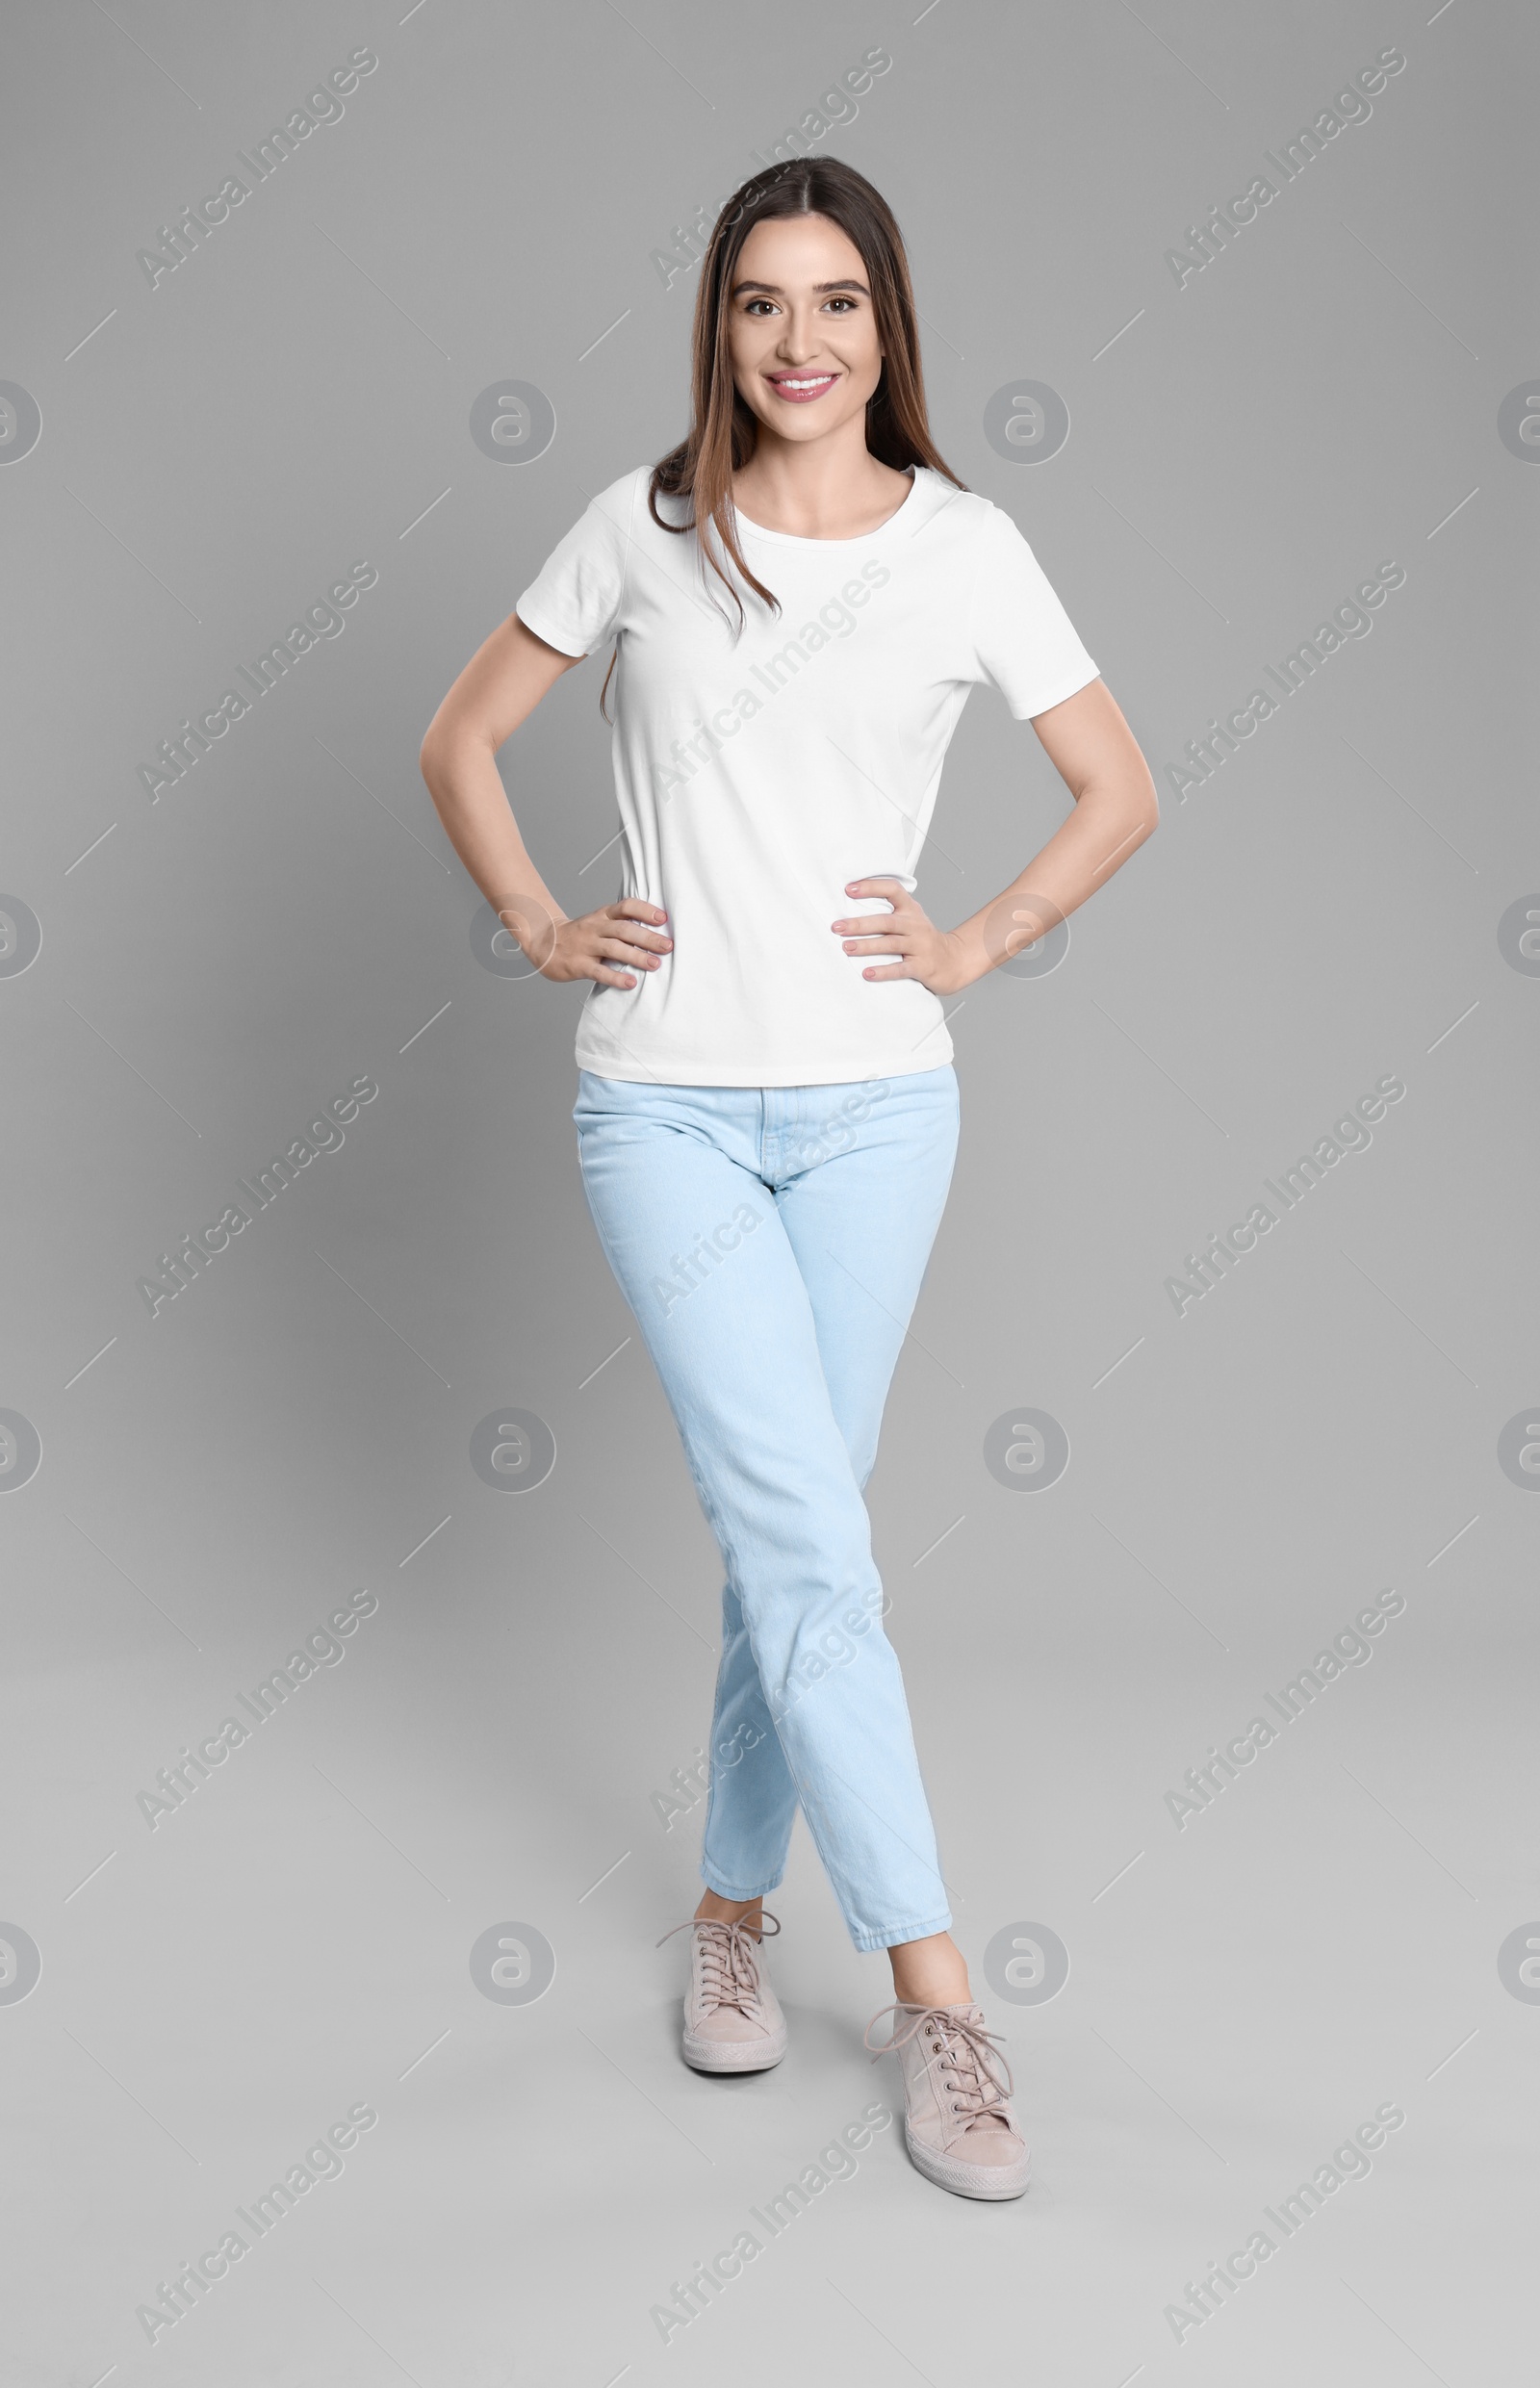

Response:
(726, 211), (885, 448)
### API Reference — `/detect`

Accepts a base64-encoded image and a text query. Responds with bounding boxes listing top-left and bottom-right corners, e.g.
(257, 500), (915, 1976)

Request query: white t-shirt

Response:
(515, 463), (1098, 1088)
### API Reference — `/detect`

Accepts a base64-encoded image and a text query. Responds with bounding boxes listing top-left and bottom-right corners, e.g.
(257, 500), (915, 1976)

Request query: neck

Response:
(732, 424), (912, 541)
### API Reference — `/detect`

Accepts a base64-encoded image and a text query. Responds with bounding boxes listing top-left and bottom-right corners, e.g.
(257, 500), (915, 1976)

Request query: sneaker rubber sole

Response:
(903, 2121), (1030, 2200)
(682, 2022), (788, 2073)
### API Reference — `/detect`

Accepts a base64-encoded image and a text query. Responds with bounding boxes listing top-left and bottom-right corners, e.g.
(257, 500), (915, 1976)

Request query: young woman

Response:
(421, 157), (1158, 2201)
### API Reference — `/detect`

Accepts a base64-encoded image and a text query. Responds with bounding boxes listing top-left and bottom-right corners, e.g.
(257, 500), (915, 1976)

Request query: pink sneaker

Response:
(865, 2001), (1030, 2199)
(658, 1913), (787, 2073)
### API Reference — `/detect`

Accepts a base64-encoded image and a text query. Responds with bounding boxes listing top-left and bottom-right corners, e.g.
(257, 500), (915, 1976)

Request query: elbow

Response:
(419, 711), (470, 799)
(421, 700), (497, 791)
(1094, 765), (1159, 850)
(1079, 744), (1160, 848)
(1135, 757), (1161, 840)
(418, 716), (447, 790)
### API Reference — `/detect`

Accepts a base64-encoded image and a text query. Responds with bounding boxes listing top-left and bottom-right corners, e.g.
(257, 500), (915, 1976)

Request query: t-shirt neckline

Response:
(730, 466), (921, 548)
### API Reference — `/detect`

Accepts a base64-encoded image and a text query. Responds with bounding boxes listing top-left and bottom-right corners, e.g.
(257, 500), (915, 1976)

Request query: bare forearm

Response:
(421, 732), (567, 937)
(417, 614), (667, 989)
(950, 774), (1157, 986)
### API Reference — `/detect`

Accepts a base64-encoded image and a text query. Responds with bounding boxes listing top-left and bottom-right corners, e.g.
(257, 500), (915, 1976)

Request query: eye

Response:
(824, 296), (858, 313)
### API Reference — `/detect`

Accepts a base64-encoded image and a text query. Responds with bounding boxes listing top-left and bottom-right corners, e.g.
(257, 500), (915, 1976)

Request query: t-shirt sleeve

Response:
(964, 504), (1099, 720)
(514, 481), (633, 657)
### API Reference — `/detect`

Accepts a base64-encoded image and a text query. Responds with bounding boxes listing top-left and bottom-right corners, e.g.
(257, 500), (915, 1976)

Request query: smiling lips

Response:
(766, 371), (839, 403)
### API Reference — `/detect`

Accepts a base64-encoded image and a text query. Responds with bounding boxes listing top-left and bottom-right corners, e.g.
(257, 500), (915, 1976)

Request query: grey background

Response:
(3, 2), (1535, 2382)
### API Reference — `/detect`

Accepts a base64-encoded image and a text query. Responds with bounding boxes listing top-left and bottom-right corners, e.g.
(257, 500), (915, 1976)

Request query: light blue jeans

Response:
(573, 1065), (960, 1954)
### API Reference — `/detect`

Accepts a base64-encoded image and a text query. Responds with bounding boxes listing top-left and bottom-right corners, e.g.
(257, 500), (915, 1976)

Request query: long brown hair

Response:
(600, 157), (966, 718)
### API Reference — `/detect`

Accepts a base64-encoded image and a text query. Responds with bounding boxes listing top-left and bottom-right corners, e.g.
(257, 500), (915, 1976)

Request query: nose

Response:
(775, 305), (830, 364)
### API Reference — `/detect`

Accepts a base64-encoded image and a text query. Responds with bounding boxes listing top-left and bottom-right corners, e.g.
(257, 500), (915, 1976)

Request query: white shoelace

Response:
(864, 2001), (1014, 2129)
(656, 1913), (781, 2016)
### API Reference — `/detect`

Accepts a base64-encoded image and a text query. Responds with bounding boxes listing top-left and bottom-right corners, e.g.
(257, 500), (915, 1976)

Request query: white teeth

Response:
(776, 375), (833, 390)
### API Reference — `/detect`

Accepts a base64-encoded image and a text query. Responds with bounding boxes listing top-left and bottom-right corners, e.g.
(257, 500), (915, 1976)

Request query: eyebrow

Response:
(730, 277), (871, 298)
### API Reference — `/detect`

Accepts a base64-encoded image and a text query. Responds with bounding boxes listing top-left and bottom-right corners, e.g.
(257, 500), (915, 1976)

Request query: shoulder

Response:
(534, 467), (674, 572)
(908, 469), (1015, 551)
(939, 485), (1056, 590)
(585, 464), (686, 535)
(590, 463), (654, 512)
